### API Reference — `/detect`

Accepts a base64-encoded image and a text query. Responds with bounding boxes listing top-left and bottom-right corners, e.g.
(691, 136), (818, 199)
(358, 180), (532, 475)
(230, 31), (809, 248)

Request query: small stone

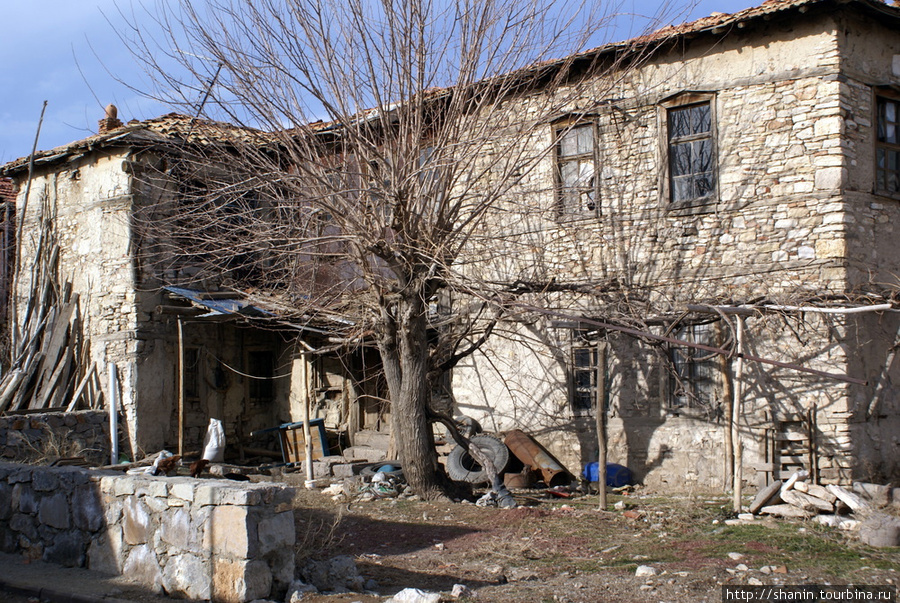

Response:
(386, 587), (442, 603)
(773, 566), (788, 574)
(748, 578), (764, 586)
(451, 584), (475, 599)
(285, 579), (318, 602)
(727, 552), (745, 561)
(760, 566), (772, 575)
(635, 565), (658, 577)
(639, 584), (655, 591)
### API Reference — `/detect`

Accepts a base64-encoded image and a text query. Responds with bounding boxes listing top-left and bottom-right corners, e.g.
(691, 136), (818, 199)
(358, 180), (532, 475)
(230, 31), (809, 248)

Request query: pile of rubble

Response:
(749, 471), (900, 547)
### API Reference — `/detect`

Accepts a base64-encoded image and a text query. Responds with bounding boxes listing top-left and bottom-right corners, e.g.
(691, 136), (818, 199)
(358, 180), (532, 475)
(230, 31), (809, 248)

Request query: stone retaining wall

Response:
(0, 410), (110, 466)
(0, 461), (296, 602)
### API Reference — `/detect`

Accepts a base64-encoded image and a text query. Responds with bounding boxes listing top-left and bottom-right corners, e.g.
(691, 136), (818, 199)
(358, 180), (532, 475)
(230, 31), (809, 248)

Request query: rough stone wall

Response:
(0, 461), (296, 603)
(13, 153), (160, 458)
(0, 410), (109, 466)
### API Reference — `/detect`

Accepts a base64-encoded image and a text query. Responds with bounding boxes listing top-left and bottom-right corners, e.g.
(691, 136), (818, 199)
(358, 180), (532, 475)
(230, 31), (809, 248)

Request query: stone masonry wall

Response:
(0, 410), (110, 466)
(453, 10), (900, 490)
(0, 461), (296, 603)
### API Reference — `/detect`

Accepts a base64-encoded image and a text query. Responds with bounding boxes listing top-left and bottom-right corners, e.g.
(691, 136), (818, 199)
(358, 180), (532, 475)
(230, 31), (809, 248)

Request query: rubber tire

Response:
(446, 434), (510, 484)
(453, 415), (483, 438)
(359, 461), (404, 480)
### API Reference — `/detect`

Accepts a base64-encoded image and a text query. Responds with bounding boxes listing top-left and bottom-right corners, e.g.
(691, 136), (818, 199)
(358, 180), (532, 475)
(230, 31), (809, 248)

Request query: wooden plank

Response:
(11, 351), (44, 411)
(32, 345), (73, 410)
(65, 362), (97, 412)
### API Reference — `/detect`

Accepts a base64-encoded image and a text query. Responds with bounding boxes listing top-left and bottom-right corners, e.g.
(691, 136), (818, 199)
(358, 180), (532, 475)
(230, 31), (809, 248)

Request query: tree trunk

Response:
(378, 294), (447, 497)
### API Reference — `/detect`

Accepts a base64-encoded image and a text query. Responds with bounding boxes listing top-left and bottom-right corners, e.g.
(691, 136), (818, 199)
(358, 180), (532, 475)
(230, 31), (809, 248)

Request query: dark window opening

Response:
(668, 323), (717, 416)
(667, 102), (716, 205)
(570, 340), (607, 415)
(876, 96), (900, 195)
(247, 350), (275, 405)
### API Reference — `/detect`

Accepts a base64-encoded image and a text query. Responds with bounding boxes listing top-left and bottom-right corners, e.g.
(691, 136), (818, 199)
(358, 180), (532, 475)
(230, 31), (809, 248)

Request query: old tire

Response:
(446, 435), (510, 484)
(360, 461), (404, 481)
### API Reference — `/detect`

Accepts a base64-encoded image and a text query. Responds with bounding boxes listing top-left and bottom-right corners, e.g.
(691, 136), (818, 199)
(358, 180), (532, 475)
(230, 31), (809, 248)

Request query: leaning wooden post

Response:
(596, 342), (608, 510)
(732, 317), (745, 512)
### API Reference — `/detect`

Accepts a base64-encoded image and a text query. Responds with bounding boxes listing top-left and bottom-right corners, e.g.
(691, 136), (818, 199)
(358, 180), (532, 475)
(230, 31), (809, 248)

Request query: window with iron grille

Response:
(876, 95), (900, 195)
(668, 323), (717, 414)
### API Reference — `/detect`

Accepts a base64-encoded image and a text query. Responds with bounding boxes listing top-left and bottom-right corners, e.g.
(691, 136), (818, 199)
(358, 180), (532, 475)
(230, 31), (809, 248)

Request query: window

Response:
(183, 348), (201, 402)
(246, 350), (275, 406)
(555, 122), (598, 217)
(570, 343), (607, 415)
(661, 93), (717, 208)
(668, 323), (717, 415)
(876, 95), (900, 195)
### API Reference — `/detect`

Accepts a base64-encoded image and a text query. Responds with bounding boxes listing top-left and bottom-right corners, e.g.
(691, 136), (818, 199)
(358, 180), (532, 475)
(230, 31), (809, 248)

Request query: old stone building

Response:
(2, 0), (898, 492)
(450, 0), (900, 489)
(0, 114), (382, 461)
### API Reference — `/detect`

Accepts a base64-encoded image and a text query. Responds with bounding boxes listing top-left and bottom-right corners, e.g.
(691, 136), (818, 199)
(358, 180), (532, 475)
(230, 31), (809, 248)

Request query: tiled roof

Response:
(3, 0), (897, 178)
(0, 179), (15, 204)
(0, 113), (266, 176)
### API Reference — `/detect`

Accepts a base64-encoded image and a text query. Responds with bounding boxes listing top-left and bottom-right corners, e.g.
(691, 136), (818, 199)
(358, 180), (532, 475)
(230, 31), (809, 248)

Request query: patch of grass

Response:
(694, 521), (895, 574)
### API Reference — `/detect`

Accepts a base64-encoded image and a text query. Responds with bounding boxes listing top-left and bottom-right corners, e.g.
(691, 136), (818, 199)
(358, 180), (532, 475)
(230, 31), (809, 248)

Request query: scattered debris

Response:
(858, 513), (900, 548)
(285, 579), (319, 602)
(386, 587), (442, 603)
(751, 473), (900, 547)
(299, 555), (367, 593)
(451, 584), (475, 599)
(476, 489), (516, 508)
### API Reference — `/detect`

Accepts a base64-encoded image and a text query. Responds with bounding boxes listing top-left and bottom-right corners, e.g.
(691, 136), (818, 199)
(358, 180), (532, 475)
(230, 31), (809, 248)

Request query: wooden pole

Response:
(722, 351), (734, 492)
(301, 353), (315, 487)
(732, 318), (745, 512)
(596, 343), (608, 511)
(177, 318), (185, 458)
(11, 100), (48, 356)
(108, 362), (119, 465)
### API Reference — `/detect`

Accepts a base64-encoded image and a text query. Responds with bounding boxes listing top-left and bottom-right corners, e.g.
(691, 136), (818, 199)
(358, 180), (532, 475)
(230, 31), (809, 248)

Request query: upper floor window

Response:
(876, 95), (900, 195)
(661, 93), (717, 209)
(555, 122), (598, 218)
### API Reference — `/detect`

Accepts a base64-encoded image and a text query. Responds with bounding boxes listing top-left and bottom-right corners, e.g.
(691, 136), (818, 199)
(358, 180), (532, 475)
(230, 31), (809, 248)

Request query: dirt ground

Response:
(289, 484), (899, 603)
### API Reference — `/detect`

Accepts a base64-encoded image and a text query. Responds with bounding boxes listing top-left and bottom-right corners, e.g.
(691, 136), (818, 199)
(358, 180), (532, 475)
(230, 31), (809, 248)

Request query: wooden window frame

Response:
(875, 88), (900, 199)
(659, 92), (718, 213)
(554, 120), (600, 221)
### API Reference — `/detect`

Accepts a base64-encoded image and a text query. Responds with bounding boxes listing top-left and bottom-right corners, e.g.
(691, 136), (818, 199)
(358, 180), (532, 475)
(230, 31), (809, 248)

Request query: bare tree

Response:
(119, 0), (675, 497)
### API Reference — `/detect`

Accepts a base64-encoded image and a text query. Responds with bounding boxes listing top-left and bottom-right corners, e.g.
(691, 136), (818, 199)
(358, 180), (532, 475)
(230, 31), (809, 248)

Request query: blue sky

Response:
(0, 0), (758, 165)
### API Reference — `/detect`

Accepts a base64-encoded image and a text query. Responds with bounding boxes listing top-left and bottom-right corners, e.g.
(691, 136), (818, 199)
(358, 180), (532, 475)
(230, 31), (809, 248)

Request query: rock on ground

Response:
(386, 587), (442, 602)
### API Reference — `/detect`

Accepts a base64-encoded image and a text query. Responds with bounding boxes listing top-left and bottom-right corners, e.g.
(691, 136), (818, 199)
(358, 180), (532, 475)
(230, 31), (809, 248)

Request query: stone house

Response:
(450, 0), (900, 489)
(2, 0), (899, 491)
(0, 113), (385, 462)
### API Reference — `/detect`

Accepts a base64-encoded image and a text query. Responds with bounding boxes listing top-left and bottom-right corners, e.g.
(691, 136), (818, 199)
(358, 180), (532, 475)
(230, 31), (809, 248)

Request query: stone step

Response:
(341, 446), (386, 462)
(352, 430), (390, 450)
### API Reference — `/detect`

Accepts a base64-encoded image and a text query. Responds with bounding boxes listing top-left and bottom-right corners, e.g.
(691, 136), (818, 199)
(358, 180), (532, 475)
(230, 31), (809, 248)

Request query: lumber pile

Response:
(0, 216), (102, 413)
(749, 471), (900, 547)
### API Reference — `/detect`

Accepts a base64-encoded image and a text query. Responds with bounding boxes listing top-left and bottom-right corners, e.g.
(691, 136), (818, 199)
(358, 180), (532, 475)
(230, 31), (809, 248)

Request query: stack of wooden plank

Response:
(0, 218), (101, 414)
